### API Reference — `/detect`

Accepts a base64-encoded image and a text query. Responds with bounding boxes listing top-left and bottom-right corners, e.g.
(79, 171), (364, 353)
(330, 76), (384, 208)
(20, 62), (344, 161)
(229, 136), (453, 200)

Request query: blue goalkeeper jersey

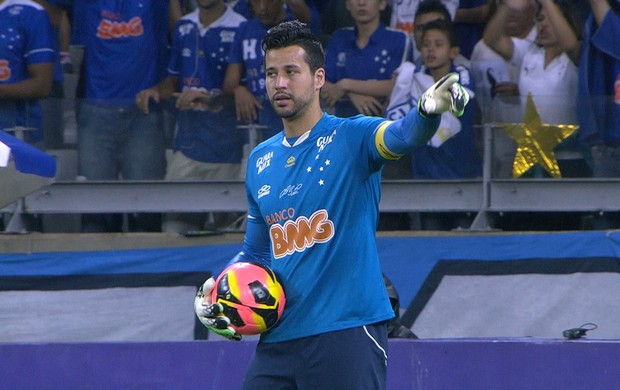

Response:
(244, 113), (396, 343)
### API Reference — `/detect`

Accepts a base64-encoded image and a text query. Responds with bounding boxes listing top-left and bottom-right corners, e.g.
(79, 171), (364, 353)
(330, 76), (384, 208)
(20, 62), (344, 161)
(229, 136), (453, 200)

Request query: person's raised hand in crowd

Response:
(504, 0), (533, 12)
(588, 0), (613, 25)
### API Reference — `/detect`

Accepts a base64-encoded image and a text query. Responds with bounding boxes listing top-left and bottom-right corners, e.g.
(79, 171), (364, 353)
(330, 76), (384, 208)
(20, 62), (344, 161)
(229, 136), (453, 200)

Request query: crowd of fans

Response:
(0, 0), (618, 232)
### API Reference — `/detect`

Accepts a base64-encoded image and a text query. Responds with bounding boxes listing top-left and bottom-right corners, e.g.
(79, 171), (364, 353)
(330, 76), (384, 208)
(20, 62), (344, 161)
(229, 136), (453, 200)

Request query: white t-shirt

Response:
(470, 28), (537, 122)
(511, 37), (580, 159)
(512, 38), (578, 125)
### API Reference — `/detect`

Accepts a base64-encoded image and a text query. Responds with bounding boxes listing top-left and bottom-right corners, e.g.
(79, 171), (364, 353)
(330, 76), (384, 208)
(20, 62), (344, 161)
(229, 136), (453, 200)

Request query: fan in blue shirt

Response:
(322, 0), (413, 118)
(0, 0), (55, 145)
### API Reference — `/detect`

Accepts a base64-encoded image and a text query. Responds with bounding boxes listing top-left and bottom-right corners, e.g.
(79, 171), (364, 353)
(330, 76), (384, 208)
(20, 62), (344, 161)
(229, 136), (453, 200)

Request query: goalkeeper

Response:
(195, 20), (469, 389)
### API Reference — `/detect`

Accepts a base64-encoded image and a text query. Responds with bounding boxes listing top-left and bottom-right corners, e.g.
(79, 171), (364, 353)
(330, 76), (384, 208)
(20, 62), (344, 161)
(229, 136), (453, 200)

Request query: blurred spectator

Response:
(321, 0), (412, 118)
(0, 0), (55, 147)
(58, 10), (73, 73)
(470, 0), (537, 178)
(35, 2), (69, 150)
(169, 0), (193, 26)
(578, 0), (620, 229)
(413, 0), (469, 68)
(387, 19), (481, 230)
(233, 0), (321, 34)
(390, 0), (458, 41)
(223, 0), (318, 141)
(318, 0), (391, 46)
(45, 0), (174, 232)
(454, 0), (495, 60)
(483, 0), (591, 179)
(137, 0), (247, 233)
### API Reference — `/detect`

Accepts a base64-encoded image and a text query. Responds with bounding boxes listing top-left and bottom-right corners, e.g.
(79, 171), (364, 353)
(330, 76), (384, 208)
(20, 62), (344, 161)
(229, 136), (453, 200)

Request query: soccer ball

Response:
(211, 262), (286, 335)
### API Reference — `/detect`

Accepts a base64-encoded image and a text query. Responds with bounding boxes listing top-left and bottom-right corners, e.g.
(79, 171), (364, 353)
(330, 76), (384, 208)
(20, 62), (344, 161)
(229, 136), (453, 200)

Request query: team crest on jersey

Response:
(178, 23), (194, 37)
(317, 130), (336, 153)
(256, 151), (273, 174)
(220, 30), (236, 43)
(285, 156), (295, 168)
(9, 5), (24, 15)
(269, 209), (335, 259)
(336, 52), (347, 68)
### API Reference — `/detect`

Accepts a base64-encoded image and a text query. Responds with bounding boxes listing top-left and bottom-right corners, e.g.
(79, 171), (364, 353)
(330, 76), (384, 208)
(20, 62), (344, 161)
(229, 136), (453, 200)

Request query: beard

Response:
(270, 91), (313, 120)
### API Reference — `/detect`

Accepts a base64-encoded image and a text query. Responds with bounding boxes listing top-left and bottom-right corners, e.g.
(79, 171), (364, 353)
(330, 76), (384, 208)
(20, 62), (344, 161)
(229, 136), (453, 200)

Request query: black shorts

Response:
(243, 322), (388, 390)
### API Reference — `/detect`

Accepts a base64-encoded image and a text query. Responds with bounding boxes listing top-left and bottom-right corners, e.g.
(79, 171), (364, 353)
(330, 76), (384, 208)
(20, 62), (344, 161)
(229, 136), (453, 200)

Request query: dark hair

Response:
(415, 0), (452, 21)
(537, 0), (585, 40)
(421, 18), (457, 47)
(261, 20), (325, 73)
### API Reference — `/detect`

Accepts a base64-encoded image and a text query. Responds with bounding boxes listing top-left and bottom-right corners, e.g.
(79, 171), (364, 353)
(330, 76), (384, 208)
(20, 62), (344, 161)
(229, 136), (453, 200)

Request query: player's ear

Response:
(315, 68), (325, 90)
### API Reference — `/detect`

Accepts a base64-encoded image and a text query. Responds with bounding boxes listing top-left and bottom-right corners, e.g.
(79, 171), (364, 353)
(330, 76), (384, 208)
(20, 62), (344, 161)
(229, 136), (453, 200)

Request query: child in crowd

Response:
(321, 0), (412, 118)
(387, 19), (481, 229)
(413, 0), (470, 68)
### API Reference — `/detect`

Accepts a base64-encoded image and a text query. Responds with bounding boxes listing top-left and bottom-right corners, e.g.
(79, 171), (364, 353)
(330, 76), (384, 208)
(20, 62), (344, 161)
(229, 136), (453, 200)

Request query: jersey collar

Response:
(282, 130), (311, 147)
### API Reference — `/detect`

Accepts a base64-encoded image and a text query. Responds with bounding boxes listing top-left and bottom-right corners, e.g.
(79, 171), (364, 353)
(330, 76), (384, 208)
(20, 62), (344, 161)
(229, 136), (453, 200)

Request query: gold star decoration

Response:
(496, 92), (579, 178)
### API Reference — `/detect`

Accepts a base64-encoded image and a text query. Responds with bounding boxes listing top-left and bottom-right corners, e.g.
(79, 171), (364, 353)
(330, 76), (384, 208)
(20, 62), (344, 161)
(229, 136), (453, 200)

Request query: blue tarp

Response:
(2, 231), (620, 307)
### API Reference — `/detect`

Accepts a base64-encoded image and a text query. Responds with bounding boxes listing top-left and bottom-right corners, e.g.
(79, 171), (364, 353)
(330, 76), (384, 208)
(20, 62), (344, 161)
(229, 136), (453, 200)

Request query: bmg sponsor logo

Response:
(269, 209), (334, 259)
(97, 17), (144, 40)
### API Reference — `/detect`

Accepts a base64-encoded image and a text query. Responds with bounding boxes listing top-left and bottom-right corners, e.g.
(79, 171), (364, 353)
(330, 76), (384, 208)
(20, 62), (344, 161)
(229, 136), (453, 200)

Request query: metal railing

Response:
(3, 95), (619, 233)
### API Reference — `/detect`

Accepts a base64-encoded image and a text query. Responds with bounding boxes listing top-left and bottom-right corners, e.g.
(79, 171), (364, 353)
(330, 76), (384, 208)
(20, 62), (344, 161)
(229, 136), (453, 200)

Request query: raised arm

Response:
(538, 0), (581, 65)
(286, 0), (313, 25)
(379, 73), (468, 158)
(588, 0), (612, 25)
(483, 0), (522, 61)
(455, 0), (494, 24)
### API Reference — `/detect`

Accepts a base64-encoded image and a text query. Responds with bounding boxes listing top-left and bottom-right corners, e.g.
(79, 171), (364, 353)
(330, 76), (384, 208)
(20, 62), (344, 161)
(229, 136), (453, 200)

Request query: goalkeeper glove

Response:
(418, 72), (469, 117)
(194, 277), (242, 341)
